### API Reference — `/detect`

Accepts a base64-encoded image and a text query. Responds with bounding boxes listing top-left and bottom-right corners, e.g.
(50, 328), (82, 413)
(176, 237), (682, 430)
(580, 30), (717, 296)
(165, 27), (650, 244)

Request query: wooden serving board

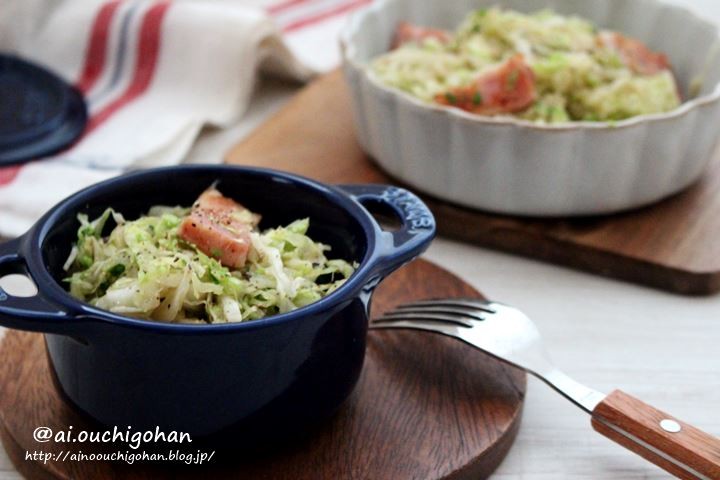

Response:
(227, 71), (720, 295)
(0, 260), (526, 480)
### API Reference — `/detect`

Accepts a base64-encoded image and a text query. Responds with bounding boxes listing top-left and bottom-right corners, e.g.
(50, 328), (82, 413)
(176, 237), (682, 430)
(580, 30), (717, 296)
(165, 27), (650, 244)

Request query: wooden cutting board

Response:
(227, 71), (720, 295)
(0, 260), (526, 480)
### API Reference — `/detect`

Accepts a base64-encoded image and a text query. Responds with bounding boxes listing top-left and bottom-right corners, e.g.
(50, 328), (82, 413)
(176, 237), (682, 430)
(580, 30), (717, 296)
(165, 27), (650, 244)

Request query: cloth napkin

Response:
(0, 0), (373, 238)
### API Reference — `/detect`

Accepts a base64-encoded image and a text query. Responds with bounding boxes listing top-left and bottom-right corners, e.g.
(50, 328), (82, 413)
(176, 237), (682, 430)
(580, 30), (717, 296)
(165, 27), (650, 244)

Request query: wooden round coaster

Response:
(0, 259), (525, 480)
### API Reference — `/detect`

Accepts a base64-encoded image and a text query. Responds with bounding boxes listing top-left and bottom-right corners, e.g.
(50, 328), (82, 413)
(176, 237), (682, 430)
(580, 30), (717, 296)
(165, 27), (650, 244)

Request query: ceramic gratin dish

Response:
(0, 165), (436, 439)
(341, 0), (720, 216)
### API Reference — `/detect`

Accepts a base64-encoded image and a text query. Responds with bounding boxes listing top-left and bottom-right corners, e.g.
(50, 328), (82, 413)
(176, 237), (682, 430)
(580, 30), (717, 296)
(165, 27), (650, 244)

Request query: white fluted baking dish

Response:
(340, 0), (720, 216)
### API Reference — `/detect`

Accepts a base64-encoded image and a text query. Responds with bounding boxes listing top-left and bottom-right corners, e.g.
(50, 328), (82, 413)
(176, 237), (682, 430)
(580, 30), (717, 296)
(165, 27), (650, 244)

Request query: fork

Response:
(371, 298), (720, 480)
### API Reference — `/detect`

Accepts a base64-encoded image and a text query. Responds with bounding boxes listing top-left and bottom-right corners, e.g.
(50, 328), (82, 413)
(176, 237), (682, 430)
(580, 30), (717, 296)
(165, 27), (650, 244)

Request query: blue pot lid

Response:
(0, 54), (87, 166)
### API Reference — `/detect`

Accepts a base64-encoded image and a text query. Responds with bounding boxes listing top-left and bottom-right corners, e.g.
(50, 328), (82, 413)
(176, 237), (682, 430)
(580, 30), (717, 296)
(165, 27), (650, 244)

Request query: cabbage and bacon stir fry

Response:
(64, 187), (356, 324)
(371, 7), (681, 123)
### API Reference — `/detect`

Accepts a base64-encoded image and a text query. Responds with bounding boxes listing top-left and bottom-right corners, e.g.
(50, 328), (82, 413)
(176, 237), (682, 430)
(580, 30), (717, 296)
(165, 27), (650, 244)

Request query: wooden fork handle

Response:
(592, 390), (720, 479)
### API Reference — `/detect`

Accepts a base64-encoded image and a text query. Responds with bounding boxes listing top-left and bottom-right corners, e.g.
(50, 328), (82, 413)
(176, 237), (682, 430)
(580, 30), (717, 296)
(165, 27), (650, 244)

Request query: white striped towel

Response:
(0, 0), (373, 238)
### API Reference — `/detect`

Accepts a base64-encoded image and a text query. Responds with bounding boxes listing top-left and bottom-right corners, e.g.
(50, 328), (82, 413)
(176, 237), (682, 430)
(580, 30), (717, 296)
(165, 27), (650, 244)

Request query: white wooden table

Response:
(1, 1), (719, 477)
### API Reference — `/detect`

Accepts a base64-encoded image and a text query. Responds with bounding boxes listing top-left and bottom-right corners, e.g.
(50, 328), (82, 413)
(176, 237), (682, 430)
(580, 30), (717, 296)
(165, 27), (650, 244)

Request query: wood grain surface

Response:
(0, 259), (526, 480)
(226, 70), (720, 295)
(592, 390), (720, 480)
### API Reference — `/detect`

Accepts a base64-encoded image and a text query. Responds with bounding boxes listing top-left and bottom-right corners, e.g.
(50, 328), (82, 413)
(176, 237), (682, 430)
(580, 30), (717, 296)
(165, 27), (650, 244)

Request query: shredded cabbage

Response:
(64, 208), (357, 324)
(371, 7), (681, 123)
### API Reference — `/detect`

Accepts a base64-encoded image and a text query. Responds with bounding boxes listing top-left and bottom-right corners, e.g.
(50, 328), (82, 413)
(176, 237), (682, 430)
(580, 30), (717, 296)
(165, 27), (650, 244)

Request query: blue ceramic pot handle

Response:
(339, 184), (436, 279)
(0, 237), (72, 333)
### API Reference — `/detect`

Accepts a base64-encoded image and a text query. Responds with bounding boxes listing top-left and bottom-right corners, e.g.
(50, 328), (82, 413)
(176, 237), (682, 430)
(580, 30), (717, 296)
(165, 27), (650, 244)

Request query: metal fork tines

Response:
(372, 298), (720, 480)
(372, 298), (607, 413)
(395, 298), (497, 313)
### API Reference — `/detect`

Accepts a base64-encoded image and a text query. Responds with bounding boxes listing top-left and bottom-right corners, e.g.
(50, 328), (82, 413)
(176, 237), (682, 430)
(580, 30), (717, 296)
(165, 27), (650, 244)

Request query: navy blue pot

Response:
(0, 166), (435, 438)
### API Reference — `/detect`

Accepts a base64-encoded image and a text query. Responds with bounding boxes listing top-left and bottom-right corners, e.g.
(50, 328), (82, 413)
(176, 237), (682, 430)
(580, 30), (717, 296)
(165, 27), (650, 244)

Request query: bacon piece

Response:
(178, 187), (261, 269)
(392, 21), (451, 49)
(435, 54), (536, 115)
(598, 32), (671, 76)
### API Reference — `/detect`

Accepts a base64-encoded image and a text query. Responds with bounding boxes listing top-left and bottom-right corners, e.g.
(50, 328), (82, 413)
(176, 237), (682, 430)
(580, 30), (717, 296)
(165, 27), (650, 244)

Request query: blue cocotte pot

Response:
(0, 166), (435, 438)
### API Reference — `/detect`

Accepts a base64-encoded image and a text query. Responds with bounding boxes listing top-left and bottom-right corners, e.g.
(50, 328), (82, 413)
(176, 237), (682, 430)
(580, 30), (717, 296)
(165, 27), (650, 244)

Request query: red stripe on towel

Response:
(84, 1), (172, 135)
(282, 0), (370, 32)
(76, 0), (124, 94)
(267, 0), (310, 15)
(0, 166), (22, 186)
